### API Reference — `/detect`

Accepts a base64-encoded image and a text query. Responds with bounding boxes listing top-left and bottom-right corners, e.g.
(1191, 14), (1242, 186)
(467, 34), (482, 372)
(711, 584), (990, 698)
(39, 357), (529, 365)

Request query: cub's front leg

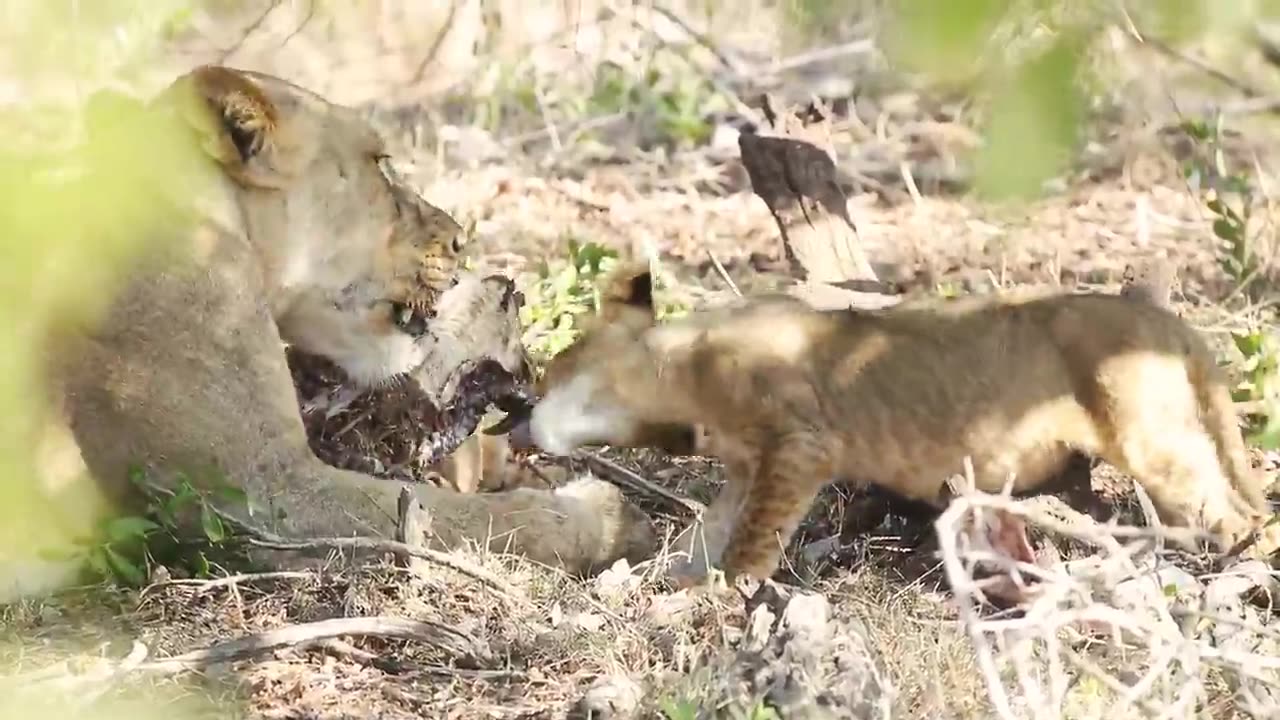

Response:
(717, 431), (835, 583)
(667, 435), (761, 587)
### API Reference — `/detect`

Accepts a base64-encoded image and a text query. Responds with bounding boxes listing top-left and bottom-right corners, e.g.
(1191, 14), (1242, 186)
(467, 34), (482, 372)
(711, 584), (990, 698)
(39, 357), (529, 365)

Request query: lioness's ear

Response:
(182, 65), (287, 184)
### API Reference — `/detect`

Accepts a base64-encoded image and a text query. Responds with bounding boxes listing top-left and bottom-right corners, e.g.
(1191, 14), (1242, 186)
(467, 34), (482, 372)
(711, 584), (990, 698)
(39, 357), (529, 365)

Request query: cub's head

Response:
(491, 262), (699, 457)
(157, 65), (469, 385)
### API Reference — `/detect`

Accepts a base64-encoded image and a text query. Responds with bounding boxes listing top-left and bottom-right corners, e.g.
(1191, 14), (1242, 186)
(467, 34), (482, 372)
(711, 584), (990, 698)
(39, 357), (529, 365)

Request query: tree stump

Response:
(738, 95), (901, 311)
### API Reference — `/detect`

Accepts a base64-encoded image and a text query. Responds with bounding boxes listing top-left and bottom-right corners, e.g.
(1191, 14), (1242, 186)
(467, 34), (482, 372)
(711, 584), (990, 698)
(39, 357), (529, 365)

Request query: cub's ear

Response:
(178, 65), (292, 186)
(625, 271), (653, 309)
(596, 262), (658, 329)
(601, 262), (655, 309)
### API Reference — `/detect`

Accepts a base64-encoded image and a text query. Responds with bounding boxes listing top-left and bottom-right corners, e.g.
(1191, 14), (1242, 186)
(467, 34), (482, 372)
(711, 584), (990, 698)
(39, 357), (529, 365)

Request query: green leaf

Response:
(883, 0), (1014, 84)
(200, 504), (226, 544)
(1233, 331), (1263, 357)
(87, 548), (112, 580)
(1181, 120), (1211, 141)
(1249, 412), (1280, 450)
(215, 482), (249, 506)
(973, 33), (1085, 200)
(659, 698), (699, 720)
(127, 464), (148, 488)
(104, 545), (146, 586)
(105, 516), (159, 543)
(1213, 218), (1240, 242)
(193, 551), (211, 578)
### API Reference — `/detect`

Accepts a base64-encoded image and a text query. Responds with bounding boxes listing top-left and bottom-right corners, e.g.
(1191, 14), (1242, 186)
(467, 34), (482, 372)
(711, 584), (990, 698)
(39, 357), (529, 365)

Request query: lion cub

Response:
(508, 263), (1275, 585)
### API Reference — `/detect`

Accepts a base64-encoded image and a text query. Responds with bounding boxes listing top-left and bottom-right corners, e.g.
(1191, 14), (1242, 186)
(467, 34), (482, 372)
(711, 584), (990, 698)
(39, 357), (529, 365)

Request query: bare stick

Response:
(139, 570), (315, 599)
(578, 451), (706, 516)
(649, 4), (742, 74)
(245, 534), (521, 603)
(706, 248), (743, 297)
(137, 479), (521, 603)
(136, 616), (490, 673)
(217, 0), (283, 63)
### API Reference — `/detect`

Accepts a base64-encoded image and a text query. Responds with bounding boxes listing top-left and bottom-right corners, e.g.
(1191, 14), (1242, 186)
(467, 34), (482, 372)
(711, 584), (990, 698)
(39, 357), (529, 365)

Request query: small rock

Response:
(571, 612), (605, 632)
(1112, 564), (1201, 612)
(800, 535), (843, 568)
(594, 558), (642, 603)
(645, 591), (698, 627)
(568, 675), (644, 720)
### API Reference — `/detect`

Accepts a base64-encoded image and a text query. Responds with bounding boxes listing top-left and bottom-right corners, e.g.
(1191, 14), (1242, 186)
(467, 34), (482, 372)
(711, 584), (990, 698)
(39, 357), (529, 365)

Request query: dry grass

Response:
(3, 1), (1280, 718)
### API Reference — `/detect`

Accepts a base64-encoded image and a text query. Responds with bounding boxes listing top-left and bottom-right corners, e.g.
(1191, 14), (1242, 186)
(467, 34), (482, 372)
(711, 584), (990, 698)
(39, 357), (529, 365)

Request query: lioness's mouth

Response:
(390, 301), (431, 337)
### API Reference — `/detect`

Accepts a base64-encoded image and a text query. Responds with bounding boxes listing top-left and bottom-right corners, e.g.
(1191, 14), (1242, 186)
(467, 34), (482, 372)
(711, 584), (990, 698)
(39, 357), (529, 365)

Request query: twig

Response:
(503, 112), (627, 150)
(706, 248), (742, 297)
(767, 39), (878, 75)
(245, 535), (521, 603)
(136, 479), (522, 603)
(136, 616), (490, 673)
(630, 8), (756, 120)
(409, 0), (460, 83)
(649, 4), (743, 76)
(1141, 35), (1261, 99)
(577, 451), (705, 516)
(139, 570), (315, 600)
(217, 0), (283, 63)
(276, 0), (317, 48)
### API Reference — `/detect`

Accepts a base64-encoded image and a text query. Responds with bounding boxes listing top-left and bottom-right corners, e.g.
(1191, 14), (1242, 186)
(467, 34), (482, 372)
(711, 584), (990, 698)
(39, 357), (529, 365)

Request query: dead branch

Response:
(934, 458), (1280, 718)
(137, 478), (522, 604)
(218, 0), (284, 62)
(245, 534), (521, 603)
(409, 0), (461, 82)
(649, 4), (744, 76)
(578, 451), (706, 516)
(136, 616), (491, 673)
(783, 280), (902, 312)
(140, 570), (315, 599)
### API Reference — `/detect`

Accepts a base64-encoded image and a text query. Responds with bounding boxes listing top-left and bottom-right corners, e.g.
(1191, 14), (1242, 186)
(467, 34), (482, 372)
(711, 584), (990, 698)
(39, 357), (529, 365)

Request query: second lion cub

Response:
(508, 263), (1276, 584)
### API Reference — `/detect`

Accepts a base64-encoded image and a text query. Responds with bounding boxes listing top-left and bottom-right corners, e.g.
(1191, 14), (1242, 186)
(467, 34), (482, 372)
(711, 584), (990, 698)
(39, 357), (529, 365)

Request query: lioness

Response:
(502, 262), (1275, 584)
(5, 65), (653, 602)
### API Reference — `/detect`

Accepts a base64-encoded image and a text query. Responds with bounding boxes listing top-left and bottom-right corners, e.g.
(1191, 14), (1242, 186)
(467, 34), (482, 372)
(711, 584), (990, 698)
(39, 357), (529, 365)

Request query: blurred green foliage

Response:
(518, 238), (687, 367)
(880, 0), (1280, 200)
(2, 0), (1278, 713)
(1, 0), (223, 716)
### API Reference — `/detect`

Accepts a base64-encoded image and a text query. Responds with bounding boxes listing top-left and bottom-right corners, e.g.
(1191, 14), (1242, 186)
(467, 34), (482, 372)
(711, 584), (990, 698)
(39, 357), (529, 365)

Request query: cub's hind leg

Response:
(1094, 356), (1274, 557)
(718, 432), (834, 582)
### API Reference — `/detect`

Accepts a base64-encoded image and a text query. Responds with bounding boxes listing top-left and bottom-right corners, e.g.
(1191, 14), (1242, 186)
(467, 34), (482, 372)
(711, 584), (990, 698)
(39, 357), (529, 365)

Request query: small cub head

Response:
(496, 262), (698, 457)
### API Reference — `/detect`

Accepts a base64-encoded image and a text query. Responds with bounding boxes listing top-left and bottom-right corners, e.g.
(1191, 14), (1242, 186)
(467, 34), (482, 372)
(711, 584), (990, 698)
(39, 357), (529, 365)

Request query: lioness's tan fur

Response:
(519, 263), (1275, 584)
(4, 66), (652, 602)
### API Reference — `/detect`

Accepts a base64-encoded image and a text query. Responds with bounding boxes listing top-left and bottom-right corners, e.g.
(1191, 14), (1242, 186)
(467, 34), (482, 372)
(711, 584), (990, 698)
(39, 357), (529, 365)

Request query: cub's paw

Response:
(669, 566), (731, 599)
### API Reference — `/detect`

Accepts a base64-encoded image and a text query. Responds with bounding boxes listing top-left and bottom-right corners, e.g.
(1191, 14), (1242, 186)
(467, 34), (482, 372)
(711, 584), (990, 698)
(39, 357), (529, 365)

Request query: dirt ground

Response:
(4, 3), (1280, 719)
